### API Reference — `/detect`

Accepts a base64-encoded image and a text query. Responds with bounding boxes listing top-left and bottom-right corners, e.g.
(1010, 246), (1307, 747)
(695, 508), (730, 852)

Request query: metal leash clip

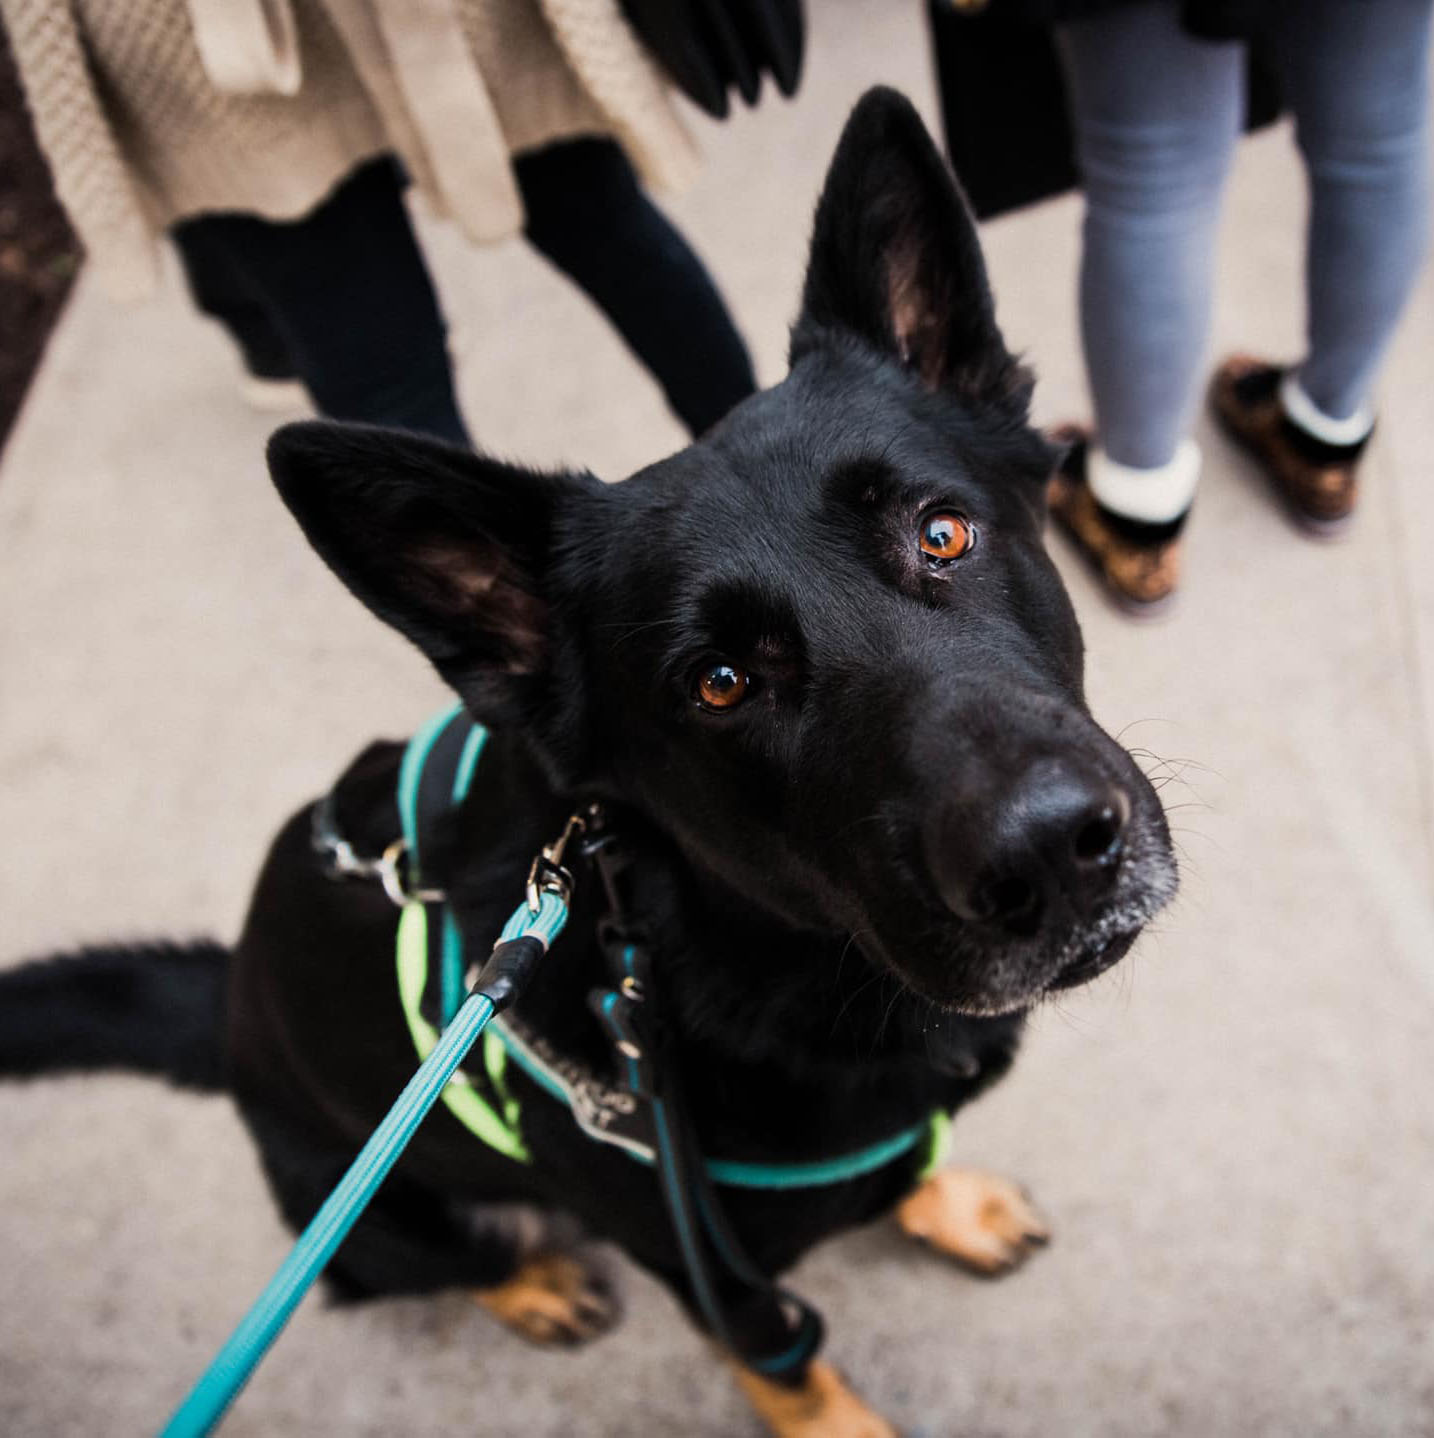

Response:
(524, 807), (601, 914)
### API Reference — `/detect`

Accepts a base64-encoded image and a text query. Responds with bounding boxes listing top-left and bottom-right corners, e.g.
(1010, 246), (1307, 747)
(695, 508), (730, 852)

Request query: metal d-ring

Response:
(377, 838), (445, 909)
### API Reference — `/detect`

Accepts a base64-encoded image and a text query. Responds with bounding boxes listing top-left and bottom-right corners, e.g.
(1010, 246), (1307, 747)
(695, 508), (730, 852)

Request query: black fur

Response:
(0, 89), (1176, 1395)
(0, 941), (227, 1091)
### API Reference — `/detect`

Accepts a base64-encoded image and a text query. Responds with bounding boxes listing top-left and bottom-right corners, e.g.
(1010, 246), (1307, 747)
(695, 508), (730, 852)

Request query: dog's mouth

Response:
(941, 927), (1141, 1018)
(853, 916), (1146, 1019)
(1047, 926), (1138, 992)
(852, 837), (1175, 1020)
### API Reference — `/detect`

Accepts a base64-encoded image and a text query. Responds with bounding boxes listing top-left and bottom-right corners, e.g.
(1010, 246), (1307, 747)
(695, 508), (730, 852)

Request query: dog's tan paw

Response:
(472, 1253), (618, 1347)
(896, 1167), (1050, 1275)
(733, 1360), (898, 1438)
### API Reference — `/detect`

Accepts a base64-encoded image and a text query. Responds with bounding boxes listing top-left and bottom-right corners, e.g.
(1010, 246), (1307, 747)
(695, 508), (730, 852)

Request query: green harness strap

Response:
(917, 1107), (954, 1183)
(396, 883), (952, 1190)
(395, 902), (528, 1163)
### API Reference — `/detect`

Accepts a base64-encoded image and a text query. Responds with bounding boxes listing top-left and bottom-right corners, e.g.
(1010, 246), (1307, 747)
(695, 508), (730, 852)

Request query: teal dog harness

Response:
(163, 703), (953, 1436)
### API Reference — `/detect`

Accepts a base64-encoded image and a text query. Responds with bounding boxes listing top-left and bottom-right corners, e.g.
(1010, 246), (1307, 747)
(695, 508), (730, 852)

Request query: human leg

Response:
(1274, 0), (1433, 428)
(1058, 1), (1244, 478)
(172, 220), (296, 385)
(176, 158), (469, 445)
(516, 138), (756, 437)
(1050, 2), (1245, 609)
(1209, 0), (1432, 533)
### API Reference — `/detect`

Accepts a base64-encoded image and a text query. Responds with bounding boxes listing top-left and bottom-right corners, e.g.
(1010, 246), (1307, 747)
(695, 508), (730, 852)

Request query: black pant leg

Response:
(177, 158), (470, 446)
(172, 219), (296, 382)
(516, 139), (757, 437)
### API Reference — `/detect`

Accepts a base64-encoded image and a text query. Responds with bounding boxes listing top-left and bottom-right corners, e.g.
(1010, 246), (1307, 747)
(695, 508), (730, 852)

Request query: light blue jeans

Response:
(1059, 0), (1433, 469)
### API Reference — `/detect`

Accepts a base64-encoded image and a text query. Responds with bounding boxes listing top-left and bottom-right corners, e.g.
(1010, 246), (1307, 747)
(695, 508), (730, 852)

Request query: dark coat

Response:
(928, 0), (1282, 220)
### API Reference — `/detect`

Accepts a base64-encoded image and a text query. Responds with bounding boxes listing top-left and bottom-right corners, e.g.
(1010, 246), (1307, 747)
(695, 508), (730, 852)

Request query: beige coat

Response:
(0, 0), (699, 299)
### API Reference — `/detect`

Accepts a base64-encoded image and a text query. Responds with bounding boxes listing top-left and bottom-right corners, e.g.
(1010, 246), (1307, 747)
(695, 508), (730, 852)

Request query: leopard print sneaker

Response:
(1046, 426), (1184, 617)
(1209, 356), (1368, 537)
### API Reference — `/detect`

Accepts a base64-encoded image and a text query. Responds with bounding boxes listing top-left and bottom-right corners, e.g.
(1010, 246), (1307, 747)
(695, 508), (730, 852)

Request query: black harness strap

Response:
(583, 829), (824, 1381)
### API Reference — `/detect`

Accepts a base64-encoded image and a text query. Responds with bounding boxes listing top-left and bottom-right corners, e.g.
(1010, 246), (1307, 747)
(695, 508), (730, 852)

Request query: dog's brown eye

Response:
(919, 511), (974, 563)
(696, 662), (748, 712)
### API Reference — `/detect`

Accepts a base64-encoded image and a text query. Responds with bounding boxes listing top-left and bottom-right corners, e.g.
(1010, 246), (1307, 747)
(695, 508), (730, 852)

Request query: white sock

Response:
(1087, 439), (1201, 525)
(1278, 371), (1374, 448)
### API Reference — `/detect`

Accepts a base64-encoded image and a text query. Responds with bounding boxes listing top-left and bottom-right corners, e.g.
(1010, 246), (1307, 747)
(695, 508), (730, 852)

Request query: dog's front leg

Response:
(472, 1252), (620, 1347)
(896, 1167), (1050, 1274)
(732, 1360), (897, 1438)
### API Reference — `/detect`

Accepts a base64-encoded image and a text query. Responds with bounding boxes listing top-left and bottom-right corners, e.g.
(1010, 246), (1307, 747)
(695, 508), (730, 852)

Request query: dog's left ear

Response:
(268, 421), (600, 727)
(793, 86), (1031, 416)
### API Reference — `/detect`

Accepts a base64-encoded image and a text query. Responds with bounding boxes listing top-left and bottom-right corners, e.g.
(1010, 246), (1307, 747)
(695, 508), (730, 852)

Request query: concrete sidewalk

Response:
(2, 4), (1433, 1434)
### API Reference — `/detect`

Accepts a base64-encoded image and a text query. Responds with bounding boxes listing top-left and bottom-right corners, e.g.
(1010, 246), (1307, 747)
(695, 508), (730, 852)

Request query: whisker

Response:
(830, 947), (884, 1039)
(873, 978), (905, 1052)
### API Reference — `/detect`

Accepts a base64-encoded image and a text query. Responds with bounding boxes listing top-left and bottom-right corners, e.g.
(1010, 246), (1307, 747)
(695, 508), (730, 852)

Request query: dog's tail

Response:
(0, 941), (229, 1092)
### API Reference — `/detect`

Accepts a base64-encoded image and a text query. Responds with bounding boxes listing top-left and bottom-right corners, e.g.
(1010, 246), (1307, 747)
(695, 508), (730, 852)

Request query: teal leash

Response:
(161, 990), (498, 1438)
(161, 702), (948, 1430)
(160, 871), (578, 1437)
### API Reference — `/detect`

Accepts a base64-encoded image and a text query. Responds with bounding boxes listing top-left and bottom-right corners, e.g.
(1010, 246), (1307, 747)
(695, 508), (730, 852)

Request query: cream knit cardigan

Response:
(0, 0), (699, 299)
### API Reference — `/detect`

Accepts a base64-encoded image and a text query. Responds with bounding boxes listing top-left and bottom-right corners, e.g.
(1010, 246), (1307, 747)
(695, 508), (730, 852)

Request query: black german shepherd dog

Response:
(0, 90), (1176, 1436)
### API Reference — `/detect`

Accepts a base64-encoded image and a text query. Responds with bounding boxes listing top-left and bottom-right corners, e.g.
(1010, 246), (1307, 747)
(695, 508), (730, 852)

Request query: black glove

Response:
(618, 0), (805, 120)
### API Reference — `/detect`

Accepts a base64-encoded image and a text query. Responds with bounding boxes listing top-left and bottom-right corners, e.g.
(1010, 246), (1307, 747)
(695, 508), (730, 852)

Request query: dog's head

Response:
(269, 88), (1176, 1018)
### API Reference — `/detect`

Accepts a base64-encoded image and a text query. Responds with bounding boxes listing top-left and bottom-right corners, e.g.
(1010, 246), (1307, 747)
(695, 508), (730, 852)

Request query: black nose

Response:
(930, 759), (1130, 937)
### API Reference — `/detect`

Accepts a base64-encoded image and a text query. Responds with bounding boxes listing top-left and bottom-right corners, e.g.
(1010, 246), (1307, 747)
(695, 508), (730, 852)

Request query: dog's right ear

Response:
(792, 86), (1030, 417)
(267, 421), (600, 726)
